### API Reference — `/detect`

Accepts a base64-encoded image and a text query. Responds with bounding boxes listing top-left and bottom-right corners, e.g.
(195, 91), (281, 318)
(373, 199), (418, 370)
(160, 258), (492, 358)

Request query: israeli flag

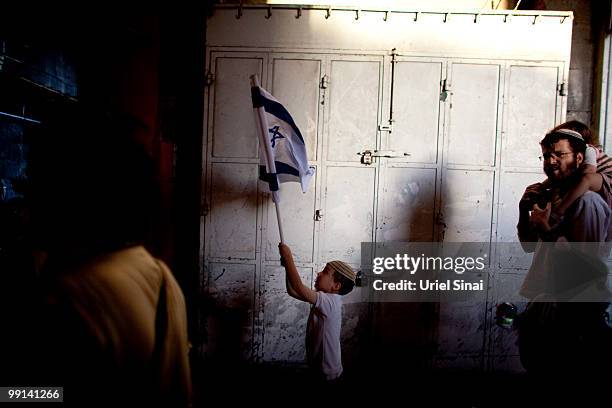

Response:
(251, 85), (315, 194)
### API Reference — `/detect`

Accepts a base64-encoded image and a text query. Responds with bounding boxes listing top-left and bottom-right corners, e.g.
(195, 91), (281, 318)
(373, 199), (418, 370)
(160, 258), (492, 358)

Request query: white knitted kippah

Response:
(327, 260), (356, 282)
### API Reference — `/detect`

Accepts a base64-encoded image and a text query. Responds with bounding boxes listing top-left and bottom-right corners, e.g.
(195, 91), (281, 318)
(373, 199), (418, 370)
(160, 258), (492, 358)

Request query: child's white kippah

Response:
(327, 261), (356, 282)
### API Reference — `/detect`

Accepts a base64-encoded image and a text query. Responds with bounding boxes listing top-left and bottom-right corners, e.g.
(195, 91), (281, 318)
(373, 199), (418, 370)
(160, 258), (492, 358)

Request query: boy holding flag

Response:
(251, 75), (356, 383)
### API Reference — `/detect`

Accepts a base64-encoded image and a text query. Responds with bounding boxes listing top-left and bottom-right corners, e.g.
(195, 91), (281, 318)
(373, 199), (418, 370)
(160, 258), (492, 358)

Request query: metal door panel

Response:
(496, 171), (543, 269)
(447, 63), (500, 166)
(378, 166), (437, 242)
(442, 169), (494, 242)
(211, 56), (263, 159)
(271, 57), (321, 160)
(260, 266), (313, 362)
(265, 172), (317, 263)
(327, 60), (380, 162)
(435, 295), (487, 369)
(205, 263), (255, 361)
(321, 166), (376, 264)
(503, 65), (559, 168)
(209, 162), (258, 259)
(392, 61), (443, 164)
(369, 302), (436, 371)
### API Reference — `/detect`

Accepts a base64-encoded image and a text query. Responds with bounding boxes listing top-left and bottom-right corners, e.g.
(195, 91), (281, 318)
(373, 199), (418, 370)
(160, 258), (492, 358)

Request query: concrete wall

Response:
(548, 0), (596, 126)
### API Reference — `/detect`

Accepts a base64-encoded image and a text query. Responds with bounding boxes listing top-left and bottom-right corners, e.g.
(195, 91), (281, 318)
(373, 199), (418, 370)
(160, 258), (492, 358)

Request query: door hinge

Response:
(440, 79), (451, 101)
(315, 209), (324, 221)
(378, 123), (393, 132)
(205, 70), (214, 87)
(442, 78), (451, 92)
(436, 212), (447, 228)
(390, 47), (398, 64)
(201, 202), (209, 217)
(320, 74), (330, 89)
(558, 82), (567, 96)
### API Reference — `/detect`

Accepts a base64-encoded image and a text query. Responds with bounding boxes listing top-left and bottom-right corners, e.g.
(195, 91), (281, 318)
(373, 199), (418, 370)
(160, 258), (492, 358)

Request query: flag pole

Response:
(251, 74), (285, 244)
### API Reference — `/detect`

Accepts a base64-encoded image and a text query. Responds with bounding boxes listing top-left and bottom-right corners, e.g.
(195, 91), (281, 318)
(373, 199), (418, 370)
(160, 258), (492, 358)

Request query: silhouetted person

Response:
(22, 106), (191, 406)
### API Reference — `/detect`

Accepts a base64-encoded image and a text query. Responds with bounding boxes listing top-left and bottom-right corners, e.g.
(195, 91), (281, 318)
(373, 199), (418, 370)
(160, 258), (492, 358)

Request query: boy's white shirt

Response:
(306, 291), (343, 380)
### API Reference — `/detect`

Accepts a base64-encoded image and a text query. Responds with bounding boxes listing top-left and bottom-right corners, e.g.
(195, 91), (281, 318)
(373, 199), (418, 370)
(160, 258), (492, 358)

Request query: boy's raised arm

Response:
(279, 243), (317, 304)
(285, 275), (303, 300)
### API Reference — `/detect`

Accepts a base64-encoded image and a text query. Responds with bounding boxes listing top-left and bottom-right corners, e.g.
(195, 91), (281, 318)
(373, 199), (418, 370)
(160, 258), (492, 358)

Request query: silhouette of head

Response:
(27, 105), (159, 255)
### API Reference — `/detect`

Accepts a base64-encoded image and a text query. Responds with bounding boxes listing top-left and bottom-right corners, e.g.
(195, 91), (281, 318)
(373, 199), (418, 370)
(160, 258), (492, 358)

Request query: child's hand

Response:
(530, 202), (552, 231)
(279, 243), (292, 266)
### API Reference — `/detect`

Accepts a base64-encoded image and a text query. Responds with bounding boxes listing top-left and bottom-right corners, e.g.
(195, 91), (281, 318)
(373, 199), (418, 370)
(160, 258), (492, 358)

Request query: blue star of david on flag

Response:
(269, 125), (285, 148)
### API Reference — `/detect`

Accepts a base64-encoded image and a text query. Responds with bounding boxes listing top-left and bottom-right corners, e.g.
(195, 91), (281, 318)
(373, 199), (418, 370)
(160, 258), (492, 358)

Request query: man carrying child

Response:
(516, 121), (612, 386)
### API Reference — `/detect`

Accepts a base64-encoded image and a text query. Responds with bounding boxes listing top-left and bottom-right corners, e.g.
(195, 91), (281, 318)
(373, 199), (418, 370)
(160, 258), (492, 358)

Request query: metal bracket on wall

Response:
(205, 71), (214, 86)
(440, 79), (451, 101)
(314, 209), (324, 221)
(236, 3), (243, 19)
(320, 74), (329, 89)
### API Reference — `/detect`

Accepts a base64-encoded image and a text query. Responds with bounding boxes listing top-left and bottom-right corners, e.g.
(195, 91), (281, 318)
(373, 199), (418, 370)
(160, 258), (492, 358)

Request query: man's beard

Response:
(545, 162), (578, 183)
(546, 165), (582, 191)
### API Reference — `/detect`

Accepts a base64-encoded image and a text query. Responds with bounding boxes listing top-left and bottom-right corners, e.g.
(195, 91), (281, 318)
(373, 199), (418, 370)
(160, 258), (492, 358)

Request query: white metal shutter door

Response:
(435, 61), (501, 369)
(260, 55), (323, 362)
(208, 55), (263, 259)
(441, 62), (500, 244)
(370, 58), (444, 369)
(203, 53), (267, 361)
(319, 56), (384, 369)
(503, 64), (562, 169)
(497, 62), (563, 255)
(377, 59), (444, 243)
(264, 56), (321, 263)
(495, 63), (563, 284)
(387, 60), (444, 166)
(320, 57), (382, 265)
(491, 62), (564, 371)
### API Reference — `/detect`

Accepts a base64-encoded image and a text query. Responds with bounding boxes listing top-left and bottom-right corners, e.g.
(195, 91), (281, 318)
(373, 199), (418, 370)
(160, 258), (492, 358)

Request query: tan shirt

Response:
(47, 246), (191, 406)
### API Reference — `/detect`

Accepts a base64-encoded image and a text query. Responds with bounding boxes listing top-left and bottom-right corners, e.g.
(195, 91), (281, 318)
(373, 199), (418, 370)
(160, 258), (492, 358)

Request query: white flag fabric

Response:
(251, 85), (315, 194)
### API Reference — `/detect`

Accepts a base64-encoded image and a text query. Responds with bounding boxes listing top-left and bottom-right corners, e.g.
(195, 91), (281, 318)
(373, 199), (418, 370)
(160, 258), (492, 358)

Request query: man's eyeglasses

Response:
(538, 151), (574, 162)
